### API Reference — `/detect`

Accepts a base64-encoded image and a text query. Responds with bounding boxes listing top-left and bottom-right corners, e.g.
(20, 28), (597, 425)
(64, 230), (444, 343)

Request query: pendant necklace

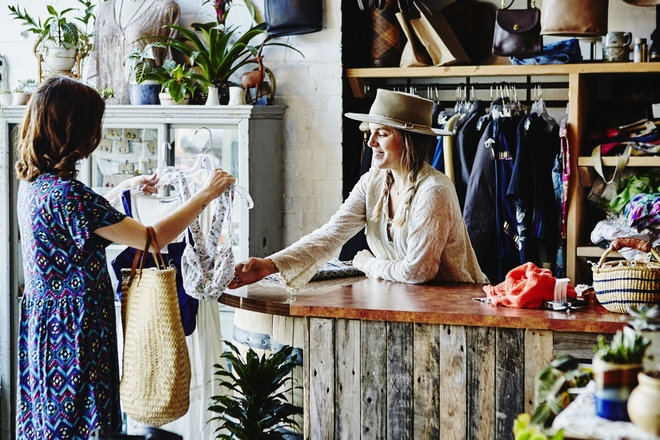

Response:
(393, 180), (406, 196)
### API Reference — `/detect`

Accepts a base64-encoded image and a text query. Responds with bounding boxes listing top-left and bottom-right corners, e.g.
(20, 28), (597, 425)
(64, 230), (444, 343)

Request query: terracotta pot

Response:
(592, 357), (643, 421)
(628, 371), (660, 436)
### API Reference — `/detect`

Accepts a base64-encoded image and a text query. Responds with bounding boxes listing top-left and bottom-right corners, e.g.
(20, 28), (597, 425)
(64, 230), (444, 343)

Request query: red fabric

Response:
(483, 262), (577, 308)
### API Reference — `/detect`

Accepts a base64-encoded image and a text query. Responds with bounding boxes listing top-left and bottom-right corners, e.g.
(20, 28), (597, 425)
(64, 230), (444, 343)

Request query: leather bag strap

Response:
(127, 226), (167, 287)
(501, 0), (535, 9)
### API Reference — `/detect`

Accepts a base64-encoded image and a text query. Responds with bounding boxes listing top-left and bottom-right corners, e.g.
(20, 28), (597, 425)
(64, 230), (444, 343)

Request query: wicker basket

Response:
(592, 244), (660, 314)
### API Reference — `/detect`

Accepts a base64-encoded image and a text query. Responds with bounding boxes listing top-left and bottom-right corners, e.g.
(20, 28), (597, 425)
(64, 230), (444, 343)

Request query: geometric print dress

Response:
(16, 174), (126, 439)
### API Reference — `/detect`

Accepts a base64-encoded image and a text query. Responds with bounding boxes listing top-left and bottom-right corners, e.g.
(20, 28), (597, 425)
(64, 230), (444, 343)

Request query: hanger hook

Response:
(194, 126), (213, 155)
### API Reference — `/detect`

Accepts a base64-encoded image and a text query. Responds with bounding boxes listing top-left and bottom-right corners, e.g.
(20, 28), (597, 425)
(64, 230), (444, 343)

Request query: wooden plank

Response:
(467, 326), (496, 440)
(308, 318), (335, 440)
(495, 328), (525, 440)
(554, 331), (610, 361)
(387, 321), (414, 439)
(303, 317), (310, 439)
(524, 330), (554, 413)
(272, 315), (305, 432)
(361, 320), (387, 440)
(292, 317), (305, 431)
(413, 323), (441, 439)
(335, 319), (361, 440)
(439, 325), (467, 440)
(272, 315), (295, 403)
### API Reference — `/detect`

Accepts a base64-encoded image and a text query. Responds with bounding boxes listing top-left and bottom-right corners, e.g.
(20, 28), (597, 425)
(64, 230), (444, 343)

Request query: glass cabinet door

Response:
(88, 125), (162, 196)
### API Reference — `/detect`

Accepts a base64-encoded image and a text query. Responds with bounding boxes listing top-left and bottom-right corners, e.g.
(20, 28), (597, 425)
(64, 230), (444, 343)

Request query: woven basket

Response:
(592, 246), (660, 314)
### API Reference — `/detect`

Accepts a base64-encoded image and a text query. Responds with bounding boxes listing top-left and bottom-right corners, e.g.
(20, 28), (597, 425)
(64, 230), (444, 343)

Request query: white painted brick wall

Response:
(1, 0), (344, 250)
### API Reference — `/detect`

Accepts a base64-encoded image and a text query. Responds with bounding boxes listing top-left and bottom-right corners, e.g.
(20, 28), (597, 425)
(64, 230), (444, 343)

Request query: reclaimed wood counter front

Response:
(220, 277), (628, 440)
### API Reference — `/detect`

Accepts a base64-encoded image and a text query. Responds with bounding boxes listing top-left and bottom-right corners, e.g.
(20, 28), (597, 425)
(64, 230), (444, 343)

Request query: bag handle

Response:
(591, 143), (632, 185)
(500, 0), (535, 9)
(127, 226), (167, 287)
(596, 237), (660, 268)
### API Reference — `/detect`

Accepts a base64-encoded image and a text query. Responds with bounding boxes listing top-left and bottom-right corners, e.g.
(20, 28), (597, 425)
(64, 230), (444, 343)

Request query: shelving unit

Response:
(345, 63), (660, 284)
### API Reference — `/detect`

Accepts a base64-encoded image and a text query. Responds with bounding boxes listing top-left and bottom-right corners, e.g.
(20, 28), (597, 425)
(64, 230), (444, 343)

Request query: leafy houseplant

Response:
(208, 341), (303, 440)
(125, 47), (197, 104)
(626, 304), (660, 371)
(8, 1), (95, 73)
(148, 0), (302, 101)
(11, 79), (38, 105)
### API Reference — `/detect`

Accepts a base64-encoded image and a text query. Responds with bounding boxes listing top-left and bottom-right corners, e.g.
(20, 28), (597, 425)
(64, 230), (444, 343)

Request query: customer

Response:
(14, 74), (234, 438)
(230, 89), (488, 293)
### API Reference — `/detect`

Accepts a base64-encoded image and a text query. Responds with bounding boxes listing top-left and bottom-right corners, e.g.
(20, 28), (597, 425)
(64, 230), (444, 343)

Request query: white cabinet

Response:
(0, 105), (285, 438)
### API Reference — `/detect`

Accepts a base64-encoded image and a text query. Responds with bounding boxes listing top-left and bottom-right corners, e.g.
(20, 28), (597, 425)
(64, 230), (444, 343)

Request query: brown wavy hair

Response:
(370, 129), (435, 227)
(15, 74), (105, 181)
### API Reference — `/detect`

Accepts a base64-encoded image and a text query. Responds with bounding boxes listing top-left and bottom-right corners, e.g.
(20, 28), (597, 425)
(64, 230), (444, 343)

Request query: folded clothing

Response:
(483, 262), (576, 308)
(511, 38), (582, 65)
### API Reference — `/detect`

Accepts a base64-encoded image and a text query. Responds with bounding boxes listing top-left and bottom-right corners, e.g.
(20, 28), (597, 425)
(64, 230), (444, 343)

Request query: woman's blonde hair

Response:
(370, 128), (435, 227)
(15, 74), (105, 181)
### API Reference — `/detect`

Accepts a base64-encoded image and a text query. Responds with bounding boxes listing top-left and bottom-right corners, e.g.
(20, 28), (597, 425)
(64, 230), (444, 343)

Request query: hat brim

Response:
(345, 112), (452, 136)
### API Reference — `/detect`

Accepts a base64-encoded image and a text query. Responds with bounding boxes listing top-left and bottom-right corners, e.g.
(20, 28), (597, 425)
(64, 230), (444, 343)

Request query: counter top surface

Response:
(220, 277), (628, 333)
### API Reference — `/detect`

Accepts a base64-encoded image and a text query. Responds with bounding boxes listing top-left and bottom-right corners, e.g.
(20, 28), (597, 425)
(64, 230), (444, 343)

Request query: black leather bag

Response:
(492, 0), (542, 57)
(264, 0), (323, 37)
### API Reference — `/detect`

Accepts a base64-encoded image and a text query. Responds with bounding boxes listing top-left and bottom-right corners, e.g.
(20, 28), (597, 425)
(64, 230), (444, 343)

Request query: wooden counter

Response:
(220, 278), (628, 440)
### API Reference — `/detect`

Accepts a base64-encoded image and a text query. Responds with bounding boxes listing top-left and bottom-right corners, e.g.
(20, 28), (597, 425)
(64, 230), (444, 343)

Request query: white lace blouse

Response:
(271, 163), (488, 293)
(85, 0), (180, 104)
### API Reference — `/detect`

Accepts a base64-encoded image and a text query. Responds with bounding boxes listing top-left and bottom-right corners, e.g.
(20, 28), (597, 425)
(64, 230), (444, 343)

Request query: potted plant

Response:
(592, 330), (650, 421)
(625, 304), (660, 371)
(513, 353), (592, 440)
(11, 79), (38, 105)
(148, 0), (302, 104)
(208, 341), (303, 439)
(124, 46), (164, 105)
(0, 89), (12, 107)
(8, 1), (92, 73)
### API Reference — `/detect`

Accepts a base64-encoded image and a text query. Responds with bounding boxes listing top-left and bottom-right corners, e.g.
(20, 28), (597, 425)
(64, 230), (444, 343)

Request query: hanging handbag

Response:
(396, 0), (433, 67)
(408, 0), (471, 66)
(264, 0), (323, 36)
(492, 0), (542, 58)
(120, 226), (191, 427)
(111, 189), (199, 336)
(540, 0), (608, 37)
(369, 0), (404, 67)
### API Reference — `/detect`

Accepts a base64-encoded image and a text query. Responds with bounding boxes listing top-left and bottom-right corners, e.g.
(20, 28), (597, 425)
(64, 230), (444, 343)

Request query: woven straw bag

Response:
(592, 238), (660, 314)
(120, 226), (191, 426)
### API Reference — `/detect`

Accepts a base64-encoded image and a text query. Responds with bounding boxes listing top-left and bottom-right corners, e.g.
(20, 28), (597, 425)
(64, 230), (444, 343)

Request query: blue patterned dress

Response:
(16, 174), (126, 439)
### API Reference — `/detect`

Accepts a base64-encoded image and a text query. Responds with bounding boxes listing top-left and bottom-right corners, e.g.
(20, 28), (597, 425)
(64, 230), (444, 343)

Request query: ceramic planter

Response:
(592, 356), (643, 421)
(11, 93), (29, 105)
(0, 94), (12, 106)
(628, 371), (660, 436)
(130, 81), (161, 105)
(158, 93), (190, 106)
(44, 46), (76, 72)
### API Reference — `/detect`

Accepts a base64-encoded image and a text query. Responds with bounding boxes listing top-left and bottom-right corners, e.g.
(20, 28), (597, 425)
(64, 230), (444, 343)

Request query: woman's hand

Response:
(228, 257), (278, 289)
(128, 173), (159, 195)
(199, 168), (236, 202)
(352, 249), (375, 271)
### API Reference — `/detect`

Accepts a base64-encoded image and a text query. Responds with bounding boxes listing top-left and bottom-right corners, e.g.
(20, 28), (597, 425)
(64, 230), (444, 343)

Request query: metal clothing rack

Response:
(364, 78), (570, 109)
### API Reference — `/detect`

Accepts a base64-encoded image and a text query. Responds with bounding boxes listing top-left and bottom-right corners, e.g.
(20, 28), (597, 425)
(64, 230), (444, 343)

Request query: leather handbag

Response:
(264, 0), (323, 36)
(492, 0), (542, 58)
(120, 226), (191, 427)
(541, 0), (608, 37)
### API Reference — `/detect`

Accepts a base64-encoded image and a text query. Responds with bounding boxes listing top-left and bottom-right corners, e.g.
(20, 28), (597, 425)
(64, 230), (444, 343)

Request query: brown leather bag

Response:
(492, 0), (542, 57)
(369, 0), (404, 67)
(540, 0), (608, 37)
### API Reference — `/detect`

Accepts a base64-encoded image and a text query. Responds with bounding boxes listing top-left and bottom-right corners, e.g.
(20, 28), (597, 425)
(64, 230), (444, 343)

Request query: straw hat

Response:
(345, 89), (451, 136)
(622, 0), (660, 5)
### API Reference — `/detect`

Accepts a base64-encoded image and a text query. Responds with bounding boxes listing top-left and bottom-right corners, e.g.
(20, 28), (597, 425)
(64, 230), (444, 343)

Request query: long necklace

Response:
(117, 0), (148, 38)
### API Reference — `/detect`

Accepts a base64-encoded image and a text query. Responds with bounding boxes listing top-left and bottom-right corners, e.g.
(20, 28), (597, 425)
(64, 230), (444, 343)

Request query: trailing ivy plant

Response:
(208, 341), (303, 440)
(593, 330), (650, 364)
